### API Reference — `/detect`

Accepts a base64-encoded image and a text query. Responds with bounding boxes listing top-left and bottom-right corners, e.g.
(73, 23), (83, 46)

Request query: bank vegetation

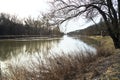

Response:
(0, 13), (63, 39)
(1, 37), (119, 80)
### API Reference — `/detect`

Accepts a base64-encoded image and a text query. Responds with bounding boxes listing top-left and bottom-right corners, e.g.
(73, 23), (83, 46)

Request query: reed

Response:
(2, 47), (113, 80)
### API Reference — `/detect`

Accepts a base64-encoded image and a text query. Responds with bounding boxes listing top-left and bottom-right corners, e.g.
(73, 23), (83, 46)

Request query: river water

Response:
(0, 35), (96, 71)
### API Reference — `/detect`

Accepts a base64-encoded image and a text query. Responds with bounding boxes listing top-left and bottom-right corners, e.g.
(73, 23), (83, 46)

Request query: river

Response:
(0, 35), (96, 72)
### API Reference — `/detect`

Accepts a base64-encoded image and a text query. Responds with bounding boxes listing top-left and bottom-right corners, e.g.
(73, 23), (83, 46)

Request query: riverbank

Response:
(0, 35), (63, 41)
(73, 52), (120, 80)
(73, 36), (120, 79)
(2, 47), (120, 80)
(1, 36), (120, 80)
(79, 36), (120, 79)
(78, 36), (115, 49)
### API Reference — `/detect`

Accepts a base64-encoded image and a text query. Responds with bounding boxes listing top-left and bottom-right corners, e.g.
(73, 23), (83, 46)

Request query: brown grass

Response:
(90, 36), (114, 48)
(1, 46), (114, 80)
(1, 36), (115, 80)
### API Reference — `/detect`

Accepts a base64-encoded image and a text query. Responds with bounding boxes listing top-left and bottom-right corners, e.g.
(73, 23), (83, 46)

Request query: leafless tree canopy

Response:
(50, 0), (120, 48)
(51, 0), (119, 23)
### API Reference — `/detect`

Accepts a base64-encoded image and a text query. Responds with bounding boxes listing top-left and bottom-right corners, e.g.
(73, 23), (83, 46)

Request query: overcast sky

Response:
(0, 0), (49, 18)
(0, 0), (100, 33)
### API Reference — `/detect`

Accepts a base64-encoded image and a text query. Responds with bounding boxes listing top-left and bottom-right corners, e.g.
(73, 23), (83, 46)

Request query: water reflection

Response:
(51, 35), (96, 55)
(0, 39), (60, 61)
(0, 35), (96, 63)
(0, 35), (97, 73)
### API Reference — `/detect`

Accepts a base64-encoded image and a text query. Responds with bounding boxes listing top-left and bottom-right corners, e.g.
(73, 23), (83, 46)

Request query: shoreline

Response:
(0, 35), (63, 41)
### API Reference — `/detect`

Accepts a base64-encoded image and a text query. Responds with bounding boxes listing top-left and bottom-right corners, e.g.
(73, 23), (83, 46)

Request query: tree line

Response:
(68, 21), (109, 36)
(0, 13), (63, 38)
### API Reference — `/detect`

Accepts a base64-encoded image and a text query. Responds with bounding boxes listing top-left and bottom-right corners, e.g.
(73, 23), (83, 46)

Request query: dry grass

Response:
(1, 46), (114, 80)
(90, 36), (114, 48)
(87, 36), (116, 56)
(1, 36), (115, 80)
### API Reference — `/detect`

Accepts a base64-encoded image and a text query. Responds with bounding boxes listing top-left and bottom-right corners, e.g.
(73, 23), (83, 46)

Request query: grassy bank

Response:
(1, 50), (113, 80)
(89, 36), (114, 48)
(1, 51), (115, 79)
(80, 36), (116, 52)
(1, 36), (120, 80)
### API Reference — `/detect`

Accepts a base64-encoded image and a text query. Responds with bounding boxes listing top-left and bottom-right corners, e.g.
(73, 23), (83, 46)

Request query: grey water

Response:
(0, 35), (96, 69)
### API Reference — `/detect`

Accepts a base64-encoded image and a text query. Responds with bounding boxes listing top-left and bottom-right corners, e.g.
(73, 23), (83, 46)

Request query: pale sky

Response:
(0, 0), (49, 18)
(61, 16), (101, 33)
(0, 0), (100, 33)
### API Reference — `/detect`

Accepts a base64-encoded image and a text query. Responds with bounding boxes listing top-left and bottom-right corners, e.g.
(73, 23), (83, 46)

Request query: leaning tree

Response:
(50, 0), (120, 49)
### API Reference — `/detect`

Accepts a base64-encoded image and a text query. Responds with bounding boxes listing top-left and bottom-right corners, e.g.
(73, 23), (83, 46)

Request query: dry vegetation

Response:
(1, 49), (114, 79)
(89, 36), (114, 48)
(1, 36), (120, 80)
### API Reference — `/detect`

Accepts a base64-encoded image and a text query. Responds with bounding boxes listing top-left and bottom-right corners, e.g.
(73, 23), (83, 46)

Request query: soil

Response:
(74, 52), (120, 80)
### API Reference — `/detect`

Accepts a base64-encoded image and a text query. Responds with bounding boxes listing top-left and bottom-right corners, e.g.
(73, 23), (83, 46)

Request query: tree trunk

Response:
(107, 23), (120, 49)
(112, 37), (120, 49)
(109, 29), (120, 49)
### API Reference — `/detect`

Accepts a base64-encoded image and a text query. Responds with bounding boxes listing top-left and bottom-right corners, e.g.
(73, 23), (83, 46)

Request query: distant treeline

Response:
(0, 13), (63, 37)
(68, 21), (109, 36)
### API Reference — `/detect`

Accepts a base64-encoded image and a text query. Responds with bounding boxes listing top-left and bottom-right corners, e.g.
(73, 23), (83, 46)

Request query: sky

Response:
(0, 0), (49, 18)
(60, 17), (101, 33)
(0, 0), (100, 33)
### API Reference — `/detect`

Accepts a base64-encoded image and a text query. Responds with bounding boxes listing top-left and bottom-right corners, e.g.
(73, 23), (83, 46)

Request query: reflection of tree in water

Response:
(0, 39), (60, 61)
(25, 39), (60, 55)
(0, 41), (24, 61)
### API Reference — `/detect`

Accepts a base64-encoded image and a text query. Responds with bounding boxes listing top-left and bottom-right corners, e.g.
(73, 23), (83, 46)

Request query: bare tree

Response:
(41, 13), (61, 33)
(50, 0), (120, 49)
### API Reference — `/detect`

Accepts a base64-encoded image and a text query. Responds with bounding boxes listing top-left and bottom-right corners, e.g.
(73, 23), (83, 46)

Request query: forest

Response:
(0, 13), (63, 38)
